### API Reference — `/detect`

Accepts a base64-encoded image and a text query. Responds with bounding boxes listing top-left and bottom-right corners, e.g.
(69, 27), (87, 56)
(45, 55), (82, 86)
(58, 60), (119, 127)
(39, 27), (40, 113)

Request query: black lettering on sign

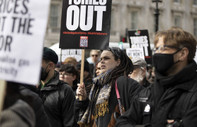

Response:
(11, 16), (34, 35)
(0, 35), (12, 52)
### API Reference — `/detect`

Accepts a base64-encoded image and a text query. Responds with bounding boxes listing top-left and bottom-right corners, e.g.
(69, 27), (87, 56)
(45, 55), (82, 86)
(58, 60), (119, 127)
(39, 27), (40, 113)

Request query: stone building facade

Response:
(44, 0), (197, 47)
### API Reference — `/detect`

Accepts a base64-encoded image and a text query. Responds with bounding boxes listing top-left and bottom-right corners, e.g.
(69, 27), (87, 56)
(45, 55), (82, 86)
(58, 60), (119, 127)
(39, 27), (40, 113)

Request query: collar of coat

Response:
(155, 60), (197, 91)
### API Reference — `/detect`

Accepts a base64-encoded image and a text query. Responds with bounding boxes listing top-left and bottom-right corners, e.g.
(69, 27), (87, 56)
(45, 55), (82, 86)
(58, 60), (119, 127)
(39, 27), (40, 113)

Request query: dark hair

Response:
(103, 47), (134, 85)
(59, 64), (79, 90)
(76, 60), (90, 72)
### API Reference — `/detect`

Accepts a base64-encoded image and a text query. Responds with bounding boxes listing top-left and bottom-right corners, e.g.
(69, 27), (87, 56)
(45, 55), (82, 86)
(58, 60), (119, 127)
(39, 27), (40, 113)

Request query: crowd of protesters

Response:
(1, 27), (197, 127)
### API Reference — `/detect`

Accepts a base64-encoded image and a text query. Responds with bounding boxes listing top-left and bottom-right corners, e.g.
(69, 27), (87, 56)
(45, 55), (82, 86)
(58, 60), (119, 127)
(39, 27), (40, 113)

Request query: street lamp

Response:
(152, 0), (162, 33)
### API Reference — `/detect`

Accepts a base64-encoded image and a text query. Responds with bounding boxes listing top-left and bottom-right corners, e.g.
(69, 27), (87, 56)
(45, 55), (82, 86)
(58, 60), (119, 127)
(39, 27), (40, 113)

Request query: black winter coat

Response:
(116, 61), (197, 127)
(39, 71), (76, 127)
(19, 85), (51, 127)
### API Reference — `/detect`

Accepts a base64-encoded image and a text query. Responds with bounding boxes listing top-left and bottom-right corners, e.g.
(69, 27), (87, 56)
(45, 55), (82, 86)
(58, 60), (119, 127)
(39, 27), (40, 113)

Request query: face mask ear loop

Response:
(44, 64), (50, 73)
(172, 48), (182, 55)
(173, 48), (183, 64)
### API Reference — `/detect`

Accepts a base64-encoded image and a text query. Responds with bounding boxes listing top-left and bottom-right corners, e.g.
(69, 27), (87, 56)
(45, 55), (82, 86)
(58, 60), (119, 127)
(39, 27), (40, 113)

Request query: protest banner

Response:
(60, 0), (112, 100)
(60, 0), (112, 49)
(127, 29), (152, 64)
(62, 49), (82, 62)
(126, 48), (145, 60)
(0, 0), (50, 85)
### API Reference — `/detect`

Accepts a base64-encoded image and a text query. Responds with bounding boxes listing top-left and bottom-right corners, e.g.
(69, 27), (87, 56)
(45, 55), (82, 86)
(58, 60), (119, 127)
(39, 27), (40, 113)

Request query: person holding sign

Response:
(76, 47), (143, 127)
(38, 47), (76, 127)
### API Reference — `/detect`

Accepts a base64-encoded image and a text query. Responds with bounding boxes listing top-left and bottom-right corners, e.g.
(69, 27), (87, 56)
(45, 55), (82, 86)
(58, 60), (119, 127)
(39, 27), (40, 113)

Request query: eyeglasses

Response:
(91, 54), (98, 57)
(153, 45), (180, 54)
(59, 72), (73, 76)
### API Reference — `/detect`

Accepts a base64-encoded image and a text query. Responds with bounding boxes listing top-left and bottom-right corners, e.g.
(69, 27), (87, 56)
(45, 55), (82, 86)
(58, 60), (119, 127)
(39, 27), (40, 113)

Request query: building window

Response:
(49, 4), (59, 32)
(194, 18), (197, 37)
(174, 15), (181, 27)
(174, 0), (181, 3)
(131, 11), (138, 29)
(194, 0), (197, 5)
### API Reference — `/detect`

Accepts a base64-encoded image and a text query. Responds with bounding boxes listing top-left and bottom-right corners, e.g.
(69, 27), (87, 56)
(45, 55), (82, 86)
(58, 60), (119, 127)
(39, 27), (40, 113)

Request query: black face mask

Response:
(40, 66), (49, 81)
(152, 50), (181, 75)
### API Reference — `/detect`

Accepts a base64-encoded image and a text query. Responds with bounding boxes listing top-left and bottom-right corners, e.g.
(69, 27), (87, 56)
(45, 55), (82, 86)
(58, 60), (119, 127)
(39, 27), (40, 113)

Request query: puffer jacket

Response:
(20, 85), (51, 127)
(39, 71), (76, 127)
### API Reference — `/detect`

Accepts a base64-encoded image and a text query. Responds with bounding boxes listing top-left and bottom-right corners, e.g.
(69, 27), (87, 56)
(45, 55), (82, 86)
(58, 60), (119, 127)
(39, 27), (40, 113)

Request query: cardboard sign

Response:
(0, 0), (50, 85)
(127, 30), (152, 64)
(62, 49), (82, 62)
(60, 0), (112, 49)
(126, 48), (144, 60)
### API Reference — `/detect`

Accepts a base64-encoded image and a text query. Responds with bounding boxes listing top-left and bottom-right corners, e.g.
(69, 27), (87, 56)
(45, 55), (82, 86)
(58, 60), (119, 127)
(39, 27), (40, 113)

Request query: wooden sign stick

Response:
(0, 80), (6, 115)
(79, 49), (85, 100)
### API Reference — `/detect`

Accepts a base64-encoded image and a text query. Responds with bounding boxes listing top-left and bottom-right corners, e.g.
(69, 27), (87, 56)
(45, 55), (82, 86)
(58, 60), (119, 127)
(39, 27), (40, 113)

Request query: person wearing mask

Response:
(116, 27), (197, 127)
(38, 47), (75, 127)
(76, 47), (143, 126)
(129, 58), (150, 87)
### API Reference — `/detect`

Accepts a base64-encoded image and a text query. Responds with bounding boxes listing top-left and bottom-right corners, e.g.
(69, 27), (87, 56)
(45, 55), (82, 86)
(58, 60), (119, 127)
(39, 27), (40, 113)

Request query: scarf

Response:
(78, 70), (112, 125)
(152, 61), (197, 127)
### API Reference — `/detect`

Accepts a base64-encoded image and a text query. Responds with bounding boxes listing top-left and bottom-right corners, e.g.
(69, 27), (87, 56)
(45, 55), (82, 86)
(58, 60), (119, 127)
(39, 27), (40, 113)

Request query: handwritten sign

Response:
(0, 0), (50, 85)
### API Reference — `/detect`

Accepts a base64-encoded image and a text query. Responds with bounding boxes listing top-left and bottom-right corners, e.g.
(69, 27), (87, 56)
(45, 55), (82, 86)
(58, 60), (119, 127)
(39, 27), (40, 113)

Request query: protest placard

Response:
(62, 49), (82, 62)
(126, 48), (145, 60)
(0, 0), (50, 85)
(127, 29), (152, 64)
(60, 0), (112, 49)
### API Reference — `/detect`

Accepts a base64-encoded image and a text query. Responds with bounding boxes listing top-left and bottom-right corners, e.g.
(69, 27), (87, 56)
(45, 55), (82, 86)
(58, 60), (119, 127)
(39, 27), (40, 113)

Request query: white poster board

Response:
(62, 49), (82, 62)
(126, 48), (145, 60)
(0, 0), (50, 85)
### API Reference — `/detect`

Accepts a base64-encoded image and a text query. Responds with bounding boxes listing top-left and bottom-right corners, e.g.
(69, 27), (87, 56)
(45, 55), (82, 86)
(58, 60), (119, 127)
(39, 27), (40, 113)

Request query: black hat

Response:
(43, 47), (58, 64)
(77, 60), (90, 72)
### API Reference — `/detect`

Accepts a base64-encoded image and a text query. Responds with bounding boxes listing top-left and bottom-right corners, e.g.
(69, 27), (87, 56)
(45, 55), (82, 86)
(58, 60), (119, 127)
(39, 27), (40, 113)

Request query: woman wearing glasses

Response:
(59, 64), (79, 92)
